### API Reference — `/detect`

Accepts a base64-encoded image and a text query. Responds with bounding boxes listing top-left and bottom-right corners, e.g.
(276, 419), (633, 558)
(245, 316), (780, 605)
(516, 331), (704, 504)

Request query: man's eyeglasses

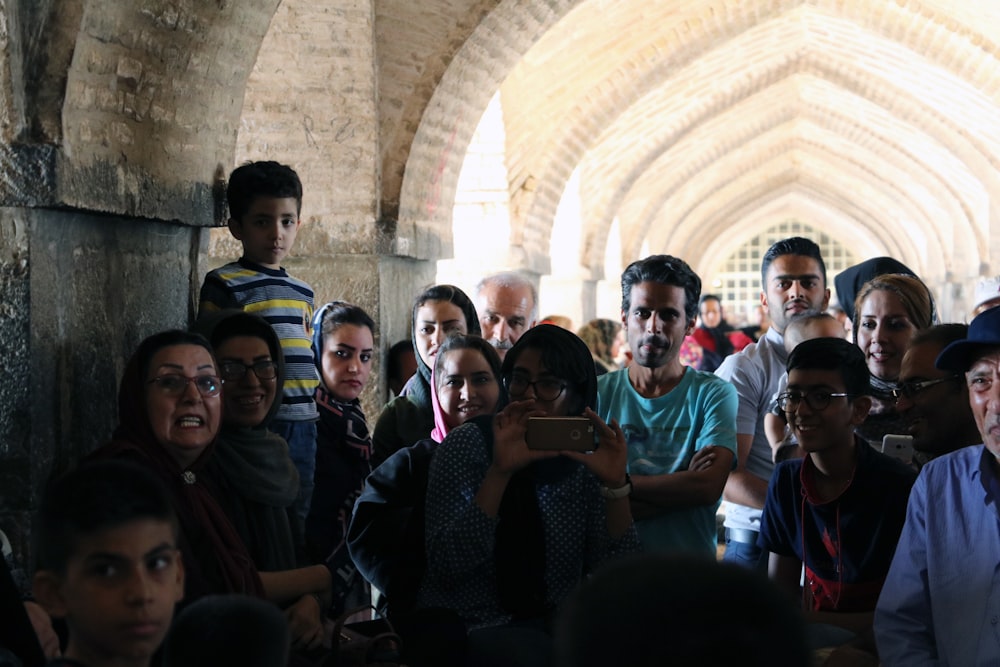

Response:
(147, 374), (221, 397)
(219, 360), (278, 383)
(777, 391), (852, 412)
(891, 376), (962, 402)
(505, 376), (567, 402)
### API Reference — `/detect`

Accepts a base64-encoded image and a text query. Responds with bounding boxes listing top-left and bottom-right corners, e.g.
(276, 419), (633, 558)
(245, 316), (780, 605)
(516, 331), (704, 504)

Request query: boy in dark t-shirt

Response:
(759, 337), (915, 651)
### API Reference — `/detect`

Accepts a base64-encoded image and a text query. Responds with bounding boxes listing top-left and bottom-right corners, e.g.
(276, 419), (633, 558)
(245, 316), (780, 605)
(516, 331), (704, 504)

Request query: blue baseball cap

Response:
(936, 305), (1000, 372)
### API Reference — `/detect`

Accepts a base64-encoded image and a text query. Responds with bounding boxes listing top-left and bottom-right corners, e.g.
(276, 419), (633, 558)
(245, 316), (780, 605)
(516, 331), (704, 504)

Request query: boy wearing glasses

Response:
(759, 337), (915, 655)
(198, 161), (320, 521)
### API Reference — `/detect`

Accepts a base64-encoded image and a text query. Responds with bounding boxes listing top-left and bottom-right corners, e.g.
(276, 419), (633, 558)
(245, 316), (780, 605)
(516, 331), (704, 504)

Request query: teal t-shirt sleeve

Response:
(694, 378), (738, 457)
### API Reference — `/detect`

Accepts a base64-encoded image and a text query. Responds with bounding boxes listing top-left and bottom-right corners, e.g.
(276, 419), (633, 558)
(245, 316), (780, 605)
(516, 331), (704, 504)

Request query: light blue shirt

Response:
(875, 445), (1000, 666)
(715, 326), (787, 532)
(597, 367), (737, 557)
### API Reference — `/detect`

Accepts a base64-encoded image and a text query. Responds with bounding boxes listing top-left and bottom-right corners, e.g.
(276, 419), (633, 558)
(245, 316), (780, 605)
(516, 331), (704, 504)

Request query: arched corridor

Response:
(2, 0), (999, 558)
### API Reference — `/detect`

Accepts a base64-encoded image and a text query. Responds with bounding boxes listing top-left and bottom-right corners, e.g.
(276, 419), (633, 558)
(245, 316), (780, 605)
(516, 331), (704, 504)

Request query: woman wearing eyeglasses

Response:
(93, 325), (333, 653)
(419, 325), (639, 667)
(196, 310), (335, 650)
(89, 329), (265, 601)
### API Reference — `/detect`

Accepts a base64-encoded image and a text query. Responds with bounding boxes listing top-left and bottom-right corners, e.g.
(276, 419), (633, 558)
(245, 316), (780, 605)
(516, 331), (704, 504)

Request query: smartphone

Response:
(526, 416), (596, 452)
(881, 434), (914, 464)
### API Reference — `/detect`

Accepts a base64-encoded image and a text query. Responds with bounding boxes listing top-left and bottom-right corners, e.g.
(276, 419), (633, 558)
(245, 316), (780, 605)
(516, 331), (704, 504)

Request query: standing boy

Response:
(759, 337), (915, 653)
(198, 161), (320, 520)
(33, 460), (185, 667)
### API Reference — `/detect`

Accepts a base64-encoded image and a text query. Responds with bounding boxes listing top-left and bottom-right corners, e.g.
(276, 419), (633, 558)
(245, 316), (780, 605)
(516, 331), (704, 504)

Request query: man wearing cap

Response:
(874, 306), (1000, 665)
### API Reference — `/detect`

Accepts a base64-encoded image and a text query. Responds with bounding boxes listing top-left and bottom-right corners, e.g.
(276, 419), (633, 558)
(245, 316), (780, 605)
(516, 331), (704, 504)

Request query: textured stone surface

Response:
(5, 210), (202, 567)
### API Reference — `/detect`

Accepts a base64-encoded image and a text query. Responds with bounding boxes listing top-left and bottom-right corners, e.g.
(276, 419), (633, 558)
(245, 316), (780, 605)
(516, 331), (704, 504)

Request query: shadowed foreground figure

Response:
(162, 594), (290, 667)
(554, 552), (810, 667)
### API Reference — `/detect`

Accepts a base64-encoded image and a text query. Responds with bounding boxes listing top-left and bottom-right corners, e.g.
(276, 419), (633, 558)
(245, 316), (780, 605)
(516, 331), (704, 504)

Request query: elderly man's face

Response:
(967, 347), (1000, 459)
(476, 282), (536, 360)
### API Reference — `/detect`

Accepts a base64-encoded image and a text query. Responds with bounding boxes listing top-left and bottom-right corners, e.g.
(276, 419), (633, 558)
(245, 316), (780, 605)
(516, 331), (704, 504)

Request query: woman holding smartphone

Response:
(419, 324), (639, 667)
(349, 333), (505, 667)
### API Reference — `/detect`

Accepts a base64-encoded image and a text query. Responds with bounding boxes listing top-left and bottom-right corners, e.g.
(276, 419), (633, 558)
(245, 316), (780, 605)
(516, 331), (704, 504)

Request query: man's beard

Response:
(489, 338), (513, 351)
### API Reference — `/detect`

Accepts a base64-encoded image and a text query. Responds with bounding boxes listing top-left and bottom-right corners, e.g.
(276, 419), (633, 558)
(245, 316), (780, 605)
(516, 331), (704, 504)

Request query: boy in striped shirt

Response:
(199, 161), (320, 520)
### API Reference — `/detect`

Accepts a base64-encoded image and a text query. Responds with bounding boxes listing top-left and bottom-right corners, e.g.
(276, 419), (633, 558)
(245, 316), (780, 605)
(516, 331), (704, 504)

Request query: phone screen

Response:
(881, 434), (914, 463)
(526, 417), (596, 451)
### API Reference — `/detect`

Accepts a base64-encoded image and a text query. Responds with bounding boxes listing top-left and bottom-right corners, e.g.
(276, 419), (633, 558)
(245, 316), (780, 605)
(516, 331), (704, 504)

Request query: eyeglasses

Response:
(147, 374), (221, 397)
(777, 391), (851, 412)
(505, 375), (567, 402)
(219, 360), (278, 383)
(892, 376), (961, 402)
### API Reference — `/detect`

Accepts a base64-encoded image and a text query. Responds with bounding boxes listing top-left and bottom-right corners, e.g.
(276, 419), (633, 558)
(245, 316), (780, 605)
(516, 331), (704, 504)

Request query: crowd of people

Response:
(4, 159), (1000, 667)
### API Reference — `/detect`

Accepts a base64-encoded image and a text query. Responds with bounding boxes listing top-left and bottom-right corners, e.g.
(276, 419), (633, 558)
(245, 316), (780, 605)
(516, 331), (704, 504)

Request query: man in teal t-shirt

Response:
(597, 255), (737, 557)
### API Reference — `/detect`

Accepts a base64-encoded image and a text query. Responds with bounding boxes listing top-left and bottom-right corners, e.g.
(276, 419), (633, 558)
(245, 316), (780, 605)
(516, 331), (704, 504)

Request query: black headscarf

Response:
(834, 257), (917, 322)
(493, 324), (598, 620)
(193, 311), (300, 572)
(404, 285), (482, 407)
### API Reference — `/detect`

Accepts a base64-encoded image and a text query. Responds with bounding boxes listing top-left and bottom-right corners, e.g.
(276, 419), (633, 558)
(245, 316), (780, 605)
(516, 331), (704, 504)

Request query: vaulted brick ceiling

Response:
(497, 0), (1000, 286)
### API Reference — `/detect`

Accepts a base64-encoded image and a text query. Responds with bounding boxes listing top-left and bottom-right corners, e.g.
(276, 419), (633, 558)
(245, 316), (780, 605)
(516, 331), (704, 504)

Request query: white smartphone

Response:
(881, 434), (914, 463)
(526, 416), (596, 452)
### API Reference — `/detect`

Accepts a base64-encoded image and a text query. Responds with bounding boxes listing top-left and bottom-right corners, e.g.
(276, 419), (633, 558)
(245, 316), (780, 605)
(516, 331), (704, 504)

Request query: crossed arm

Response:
(629, 445), (734, 520)
(722, 433), (769, 509)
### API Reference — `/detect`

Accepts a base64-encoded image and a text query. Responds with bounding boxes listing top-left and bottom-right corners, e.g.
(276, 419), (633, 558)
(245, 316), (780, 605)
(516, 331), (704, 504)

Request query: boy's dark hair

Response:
(387, 339), (414, 382)
(411, 284), (482, 337)
(162, 594), (289, 667)
(502, 324), (597, 416)
(620, 255), (701, 321)
(434, 334), (504, 398)
(226, 161), (303, 222)
(36, 460), (178, 574)
(760, 237), (827, 288)
(786, 337), (871, 397)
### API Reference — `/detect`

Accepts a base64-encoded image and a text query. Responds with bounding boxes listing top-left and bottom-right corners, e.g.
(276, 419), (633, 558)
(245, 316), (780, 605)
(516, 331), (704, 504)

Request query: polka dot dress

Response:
(419, 422), (640, 629)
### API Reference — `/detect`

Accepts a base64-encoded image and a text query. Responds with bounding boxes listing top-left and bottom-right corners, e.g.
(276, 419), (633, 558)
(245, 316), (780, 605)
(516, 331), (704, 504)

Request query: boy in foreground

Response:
(33, 460), (185, 667)
(198, 161), (320, 520)
(759, 337), (915, 661)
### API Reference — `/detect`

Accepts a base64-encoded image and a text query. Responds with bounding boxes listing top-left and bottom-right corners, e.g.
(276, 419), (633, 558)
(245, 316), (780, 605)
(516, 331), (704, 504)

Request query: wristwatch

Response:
(600, 473), (632, 499)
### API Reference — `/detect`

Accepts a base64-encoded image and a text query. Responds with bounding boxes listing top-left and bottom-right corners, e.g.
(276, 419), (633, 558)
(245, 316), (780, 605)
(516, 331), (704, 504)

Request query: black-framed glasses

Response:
(892, 376), (962, 402)
(219, 360), (278, 383)
(505, 375), (567, 402)
(147, 374), (221, 397)
(777, 391), (851, 412)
